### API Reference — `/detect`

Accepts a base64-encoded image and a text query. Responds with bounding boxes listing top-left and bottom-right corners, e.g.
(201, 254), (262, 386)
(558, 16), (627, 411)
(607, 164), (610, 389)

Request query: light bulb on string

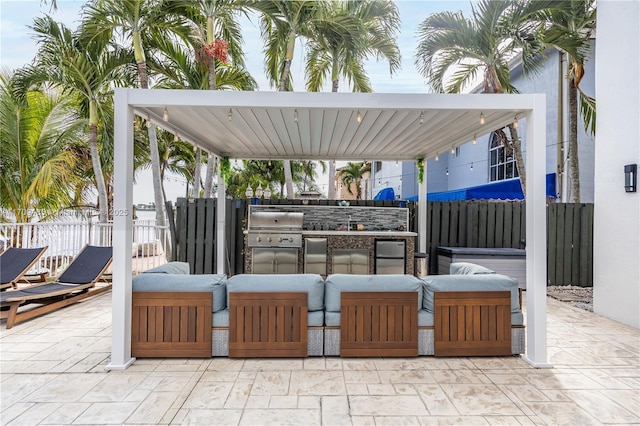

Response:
(473, 134), (477, 145)
(513, 115), (519, 128)
(163, 107), (169, 121)
(435, 153), (439, 161)
(146, 118), (151, 128)
(419, 111), (424, 124)
(480, 112), (485, 125)
(356, 111), (362, 123)
(470, 162), (474, 171)
(451, 146), (455, 155)
(294, 109), (298, 122)
(228, 109), (233, 121)
(446, 167), (449, 176)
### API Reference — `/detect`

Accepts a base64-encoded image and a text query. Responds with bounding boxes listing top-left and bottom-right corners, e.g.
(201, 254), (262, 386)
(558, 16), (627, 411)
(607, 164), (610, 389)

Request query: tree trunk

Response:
(147, 124), (167, 227)
(89, 121), (109, 223)
(278, 30), (296, 198)
(208, 55), (216, 90)
(192, 148), (202, 197)
(203, 155), (215, 198)
(328, 161), (336, 199)
(568, 79), (580, 202)
(507, 124), (526, 198)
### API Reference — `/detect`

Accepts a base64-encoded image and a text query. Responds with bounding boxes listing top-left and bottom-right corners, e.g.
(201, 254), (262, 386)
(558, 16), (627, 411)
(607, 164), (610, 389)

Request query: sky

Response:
(0, 0), (473, 203)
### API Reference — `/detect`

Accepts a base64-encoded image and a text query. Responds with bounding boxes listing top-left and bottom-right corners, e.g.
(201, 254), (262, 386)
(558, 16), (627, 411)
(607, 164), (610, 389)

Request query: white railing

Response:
(0, 220), (169, 277)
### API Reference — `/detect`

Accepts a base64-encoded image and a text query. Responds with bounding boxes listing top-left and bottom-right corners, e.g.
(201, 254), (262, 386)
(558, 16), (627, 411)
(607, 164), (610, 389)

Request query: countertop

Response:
(301, 230), (417, 237)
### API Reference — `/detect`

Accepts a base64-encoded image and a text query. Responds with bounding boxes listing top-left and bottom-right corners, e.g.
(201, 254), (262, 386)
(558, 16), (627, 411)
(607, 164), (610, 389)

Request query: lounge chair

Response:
(0, 245), (112, 329)
(0, 246), (48, 291)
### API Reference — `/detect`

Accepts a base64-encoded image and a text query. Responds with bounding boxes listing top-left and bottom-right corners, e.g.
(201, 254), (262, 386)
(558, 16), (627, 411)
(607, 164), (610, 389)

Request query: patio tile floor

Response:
(1, 292), (639, 425)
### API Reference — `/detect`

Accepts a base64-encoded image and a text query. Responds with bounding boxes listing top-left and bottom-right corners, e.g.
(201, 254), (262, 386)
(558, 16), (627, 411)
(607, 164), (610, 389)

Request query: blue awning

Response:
(406, 173), (556, 201)
(374, 187), (395, 201)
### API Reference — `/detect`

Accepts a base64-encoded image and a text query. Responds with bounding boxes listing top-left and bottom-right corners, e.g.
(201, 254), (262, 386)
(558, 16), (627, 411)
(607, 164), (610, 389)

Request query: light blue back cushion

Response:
(226, 274), (325, 312)
(450, 262), (495, 275)
(324, 274), (422, 312)
(214, 309), (324, 327)
(421, 274), (520, 314)
(132, 273), (227, 312)
(143, 262), (190, 275)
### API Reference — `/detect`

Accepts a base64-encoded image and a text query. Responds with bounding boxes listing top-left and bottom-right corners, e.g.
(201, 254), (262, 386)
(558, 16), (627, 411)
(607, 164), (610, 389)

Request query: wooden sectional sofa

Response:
(131, 262), (524, 358)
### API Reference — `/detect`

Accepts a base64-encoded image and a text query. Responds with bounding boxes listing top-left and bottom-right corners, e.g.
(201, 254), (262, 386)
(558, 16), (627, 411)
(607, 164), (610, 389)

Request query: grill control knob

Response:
(267, 236), (272, 243)
(278, 236), (283, 243)
(256, 236), (261, 242)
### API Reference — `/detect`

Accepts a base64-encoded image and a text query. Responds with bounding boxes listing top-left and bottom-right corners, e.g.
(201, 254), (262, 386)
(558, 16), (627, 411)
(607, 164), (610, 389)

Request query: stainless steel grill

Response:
(247, 211), (303, 248)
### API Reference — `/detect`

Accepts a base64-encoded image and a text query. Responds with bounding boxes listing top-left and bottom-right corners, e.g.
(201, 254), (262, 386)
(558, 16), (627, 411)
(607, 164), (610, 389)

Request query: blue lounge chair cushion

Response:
(226, 274), (325, 312)
(324, 274), (422, 312)
(132, 273), (227, 312)
(143, 262), (190, 275)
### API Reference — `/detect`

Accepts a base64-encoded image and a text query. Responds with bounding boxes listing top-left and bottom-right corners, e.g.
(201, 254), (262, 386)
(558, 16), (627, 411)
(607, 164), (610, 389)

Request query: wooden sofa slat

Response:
(132, 292), (212, 358)
(229, 292), (308, 358)
(340, 292), (418, 357)
(434, 291), (511, 356)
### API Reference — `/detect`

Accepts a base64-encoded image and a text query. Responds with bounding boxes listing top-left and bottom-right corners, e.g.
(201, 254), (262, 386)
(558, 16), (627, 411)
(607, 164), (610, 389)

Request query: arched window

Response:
(489, 132), (519, 181)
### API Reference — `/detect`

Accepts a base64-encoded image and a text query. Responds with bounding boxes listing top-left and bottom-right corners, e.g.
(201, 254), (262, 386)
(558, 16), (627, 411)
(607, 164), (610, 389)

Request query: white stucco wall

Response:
(593, 0), (640, 328)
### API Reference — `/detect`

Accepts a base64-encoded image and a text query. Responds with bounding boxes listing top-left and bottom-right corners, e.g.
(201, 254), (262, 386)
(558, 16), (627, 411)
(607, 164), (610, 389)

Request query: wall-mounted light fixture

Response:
(245, 185), (254, 198)
(263, 186), (271, 199)
(255, 183), (263, 198)
(624, 164), (637, 192)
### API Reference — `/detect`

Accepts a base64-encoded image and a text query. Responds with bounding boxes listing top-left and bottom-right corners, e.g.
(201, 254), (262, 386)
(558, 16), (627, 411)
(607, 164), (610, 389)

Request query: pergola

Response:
(109, 89), (551, 369)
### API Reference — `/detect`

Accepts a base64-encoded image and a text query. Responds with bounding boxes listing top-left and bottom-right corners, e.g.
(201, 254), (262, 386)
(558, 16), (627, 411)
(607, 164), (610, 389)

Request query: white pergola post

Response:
(107, 88), (136, 370)
(216, 176), (226, 274)
(523, 94), (552, 368)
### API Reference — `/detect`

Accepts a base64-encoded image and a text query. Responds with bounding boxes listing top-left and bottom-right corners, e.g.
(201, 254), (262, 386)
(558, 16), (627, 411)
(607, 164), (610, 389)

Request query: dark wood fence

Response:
(168, 198), (593, 286)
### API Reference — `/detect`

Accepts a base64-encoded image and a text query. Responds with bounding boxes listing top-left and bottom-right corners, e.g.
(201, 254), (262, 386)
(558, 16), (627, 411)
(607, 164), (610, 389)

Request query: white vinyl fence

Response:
(0, 220), (169, 277)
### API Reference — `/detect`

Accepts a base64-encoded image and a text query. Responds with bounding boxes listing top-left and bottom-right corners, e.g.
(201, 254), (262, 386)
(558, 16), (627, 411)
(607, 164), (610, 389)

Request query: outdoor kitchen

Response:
(244, 205), (417, 276)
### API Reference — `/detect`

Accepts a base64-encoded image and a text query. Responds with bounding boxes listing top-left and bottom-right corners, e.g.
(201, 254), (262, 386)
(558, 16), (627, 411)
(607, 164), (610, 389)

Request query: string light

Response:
(356, 111), (362, 123)
(450, 146), (456, 155)
(480, 112), (485, 125)
(470, 162), (474, 171)
(294, 109), (298, 122)
(473, 134), (477, 145)
(419, 111), (424, 124)
(395, 160), (398, 166)
(162, 107), (169, 121)
(145, 118), (151, 128)
(513, 115), (519, 128)
(228, 109), (233, 121)
(435, 153), (439, 161)
(446, 167), (449, 176)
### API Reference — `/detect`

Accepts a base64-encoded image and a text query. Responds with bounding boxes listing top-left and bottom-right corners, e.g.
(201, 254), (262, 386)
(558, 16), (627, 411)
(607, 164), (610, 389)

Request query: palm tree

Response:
(337, 161), (371, 200)
(166, 0), (250, 198)
(17, 16), (135, 222)
(0, 71), (82, 223)
(149, 34), (257, 198)
(305, 0), (401, 199)
(543, 0), (596, 202)
(252, 0), (331, 199)
(81, 0), (191, 227)
(415, 0), (555, 197)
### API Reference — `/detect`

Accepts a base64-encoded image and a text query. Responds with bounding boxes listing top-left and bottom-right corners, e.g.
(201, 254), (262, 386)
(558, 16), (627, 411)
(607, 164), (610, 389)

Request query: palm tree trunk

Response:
(278, 30), (297, 198)
(192, 148), (202, 197)
(203, 155), (215, 198)
(89, 121), (109, 224)
(328, 161), (336, 199)
(568, 79), (580, 202)
(133, 29), (167, 228)
(507, 124), (526, 198)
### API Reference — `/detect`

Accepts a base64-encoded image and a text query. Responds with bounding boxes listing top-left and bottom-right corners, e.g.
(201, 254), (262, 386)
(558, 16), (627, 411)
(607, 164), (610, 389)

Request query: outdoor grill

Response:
(247, 211), (304, 248)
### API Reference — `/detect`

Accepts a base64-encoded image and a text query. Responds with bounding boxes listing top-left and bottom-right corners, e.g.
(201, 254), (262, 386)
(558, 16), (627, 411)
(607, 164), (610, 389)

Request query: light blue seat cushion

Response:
(226, 274), (324, 312)
(213, 308), (324, 327)
(324, 274), (422, 312)
(143, 262), (191, 275)
(132, 273), (227, 312)
(450, 262), (495, 275)
(326, 309), (432, 327)
(421, 274), (521, 315)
